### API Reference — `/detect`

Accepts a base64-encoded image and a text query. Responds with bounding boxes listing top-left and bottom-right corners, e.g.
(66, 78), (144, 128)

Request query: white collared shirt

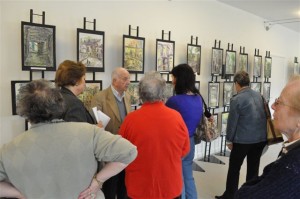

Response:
(111, 85), (125, 102)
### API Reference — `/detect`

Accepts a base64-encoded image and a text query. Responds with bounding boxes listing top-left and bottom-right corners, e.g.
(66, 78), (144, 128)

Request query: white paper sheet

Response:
(92, 107), (111, 128)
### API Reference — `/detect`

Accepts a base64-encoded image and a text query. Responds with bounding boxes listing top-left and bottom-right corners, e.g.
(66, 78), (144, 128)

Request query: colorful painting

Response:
(187, 44), (201, 74)
(123, 36), (145, 73)
(78, 80), (102, 110)
(156, 39), (175, 72)
(77, 29), (105, 72)
(21, 22), (56, 71)
(211, 48), (223, 75)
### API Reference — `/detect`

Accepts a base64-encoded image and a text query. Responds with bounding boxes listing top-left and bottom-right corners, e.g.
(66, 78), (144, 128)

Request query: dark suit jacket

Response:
(91, 86), (131, 135)
(60, 87), (96, 124)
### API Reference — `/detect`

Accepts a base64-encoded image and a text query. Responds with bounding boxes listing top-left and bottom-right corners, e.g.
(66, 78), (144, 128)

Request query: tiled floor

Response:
(193, 143), (282, 199)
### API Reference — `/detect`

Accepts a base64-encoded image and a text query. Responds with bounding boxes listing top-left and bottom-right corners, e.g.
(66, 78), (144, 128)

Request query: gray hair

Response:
(16, 79), (65, 124)
(139, 71), (166, 103)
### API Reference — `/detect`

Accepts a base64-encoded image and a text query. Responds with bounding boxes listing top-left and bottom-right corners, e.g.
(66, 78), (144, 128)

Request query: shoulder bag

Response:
(194, 95), (219, 144)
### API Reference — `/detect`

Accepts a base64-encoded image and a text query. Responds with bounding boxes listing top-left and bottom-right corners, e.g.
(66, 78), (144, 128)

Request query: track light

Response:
(264, 18), (300, 31)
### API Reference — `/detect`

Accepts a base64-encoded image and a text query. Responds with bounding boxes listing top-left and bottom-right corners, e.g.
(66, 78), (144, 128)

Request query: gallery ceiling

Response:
(217, 0), (300, 33)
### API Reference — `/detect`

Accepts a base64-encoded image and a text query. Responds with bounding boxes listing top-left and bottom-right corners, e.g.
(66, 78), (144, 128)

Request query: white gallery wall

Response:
(1, 1), (300, 157)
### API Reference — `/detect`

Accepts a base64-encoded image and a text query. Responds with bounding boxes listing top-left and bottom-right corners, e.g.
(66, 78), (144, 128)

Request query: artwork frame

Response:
(77, 28), (105, 72)
(127, 81), (140, 106)
(21, 21), (56, 71)
(250, 82), (262, 94)
(263, 82), (271, 102)
(211, 48), (223, 75)
(11, 80), (31, 115)
(223, 81), (235, 107)
(264, 57), (272, 78)
(225, 50), (236, 75)
(208, 82), (220, 108)
(123, 35), (145, 73)
(253, 55), (262, 77)
(187, 44), (201, 75)
(294, 61), (300, 74)
(165, 81), (174, 101)
(77, 80), (102, 110)
(221, 112), (229, 134)
(156, 39), (175, 72)
(195, 81), (200, 91)
(237, 53), (248, 72)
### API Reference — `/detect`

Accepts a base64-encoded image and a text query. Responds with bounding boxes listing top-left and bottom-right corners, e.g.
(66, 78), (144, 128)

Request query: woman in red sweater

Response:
(119, 71), (190, 199)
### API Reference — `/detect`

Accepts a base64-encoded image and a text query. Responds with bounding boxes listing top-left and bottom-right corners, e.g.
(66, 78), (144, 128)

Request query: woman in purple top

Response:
(166, 64), (203, 199)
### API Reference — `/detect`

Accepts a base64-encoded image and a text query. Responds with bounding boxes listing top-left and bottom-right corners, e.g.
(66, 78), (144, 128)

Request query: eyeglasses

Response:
(273, 97), (298, 110)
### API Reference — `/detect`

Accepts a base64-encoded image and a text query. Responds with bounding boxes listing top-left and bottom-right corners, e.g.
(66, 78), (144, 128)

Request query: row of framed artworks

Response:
(207, 81), (271, 108)
(211, 48), (272, 78)
(11, 80), (102, 115)
(11, 78), (271, 117)
(21, 21), (272, 77)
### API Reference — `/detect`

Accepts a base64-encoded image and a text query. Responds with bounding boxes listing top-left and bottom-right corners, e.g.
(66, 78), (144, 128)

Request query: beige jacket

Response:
(91, 86), (132, 135)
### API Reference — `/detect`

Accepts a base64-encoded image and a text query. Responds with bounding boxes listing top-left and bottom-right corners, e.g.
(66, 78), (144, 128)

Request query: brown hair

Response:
(234, 71), (250, 87)
(55, 60), (86, 87)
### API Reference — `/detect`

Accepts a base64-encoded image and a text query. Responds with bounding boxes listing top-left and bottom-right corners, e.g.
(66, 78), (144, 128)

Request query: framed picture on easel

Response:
(208, 82), (220, 108)
(253, 55), (262, 77)
(123, 35), (145, 73)
(211, 48), (223, 75)
(21, 22), (56, 71)
(156, 39), (175, 72)
(77, 28), (105, 72)
(77, 80), (102, 110)
(225, 50), (236, 75)
(238, 53), (248, 72)
(187, 44), (201, 74)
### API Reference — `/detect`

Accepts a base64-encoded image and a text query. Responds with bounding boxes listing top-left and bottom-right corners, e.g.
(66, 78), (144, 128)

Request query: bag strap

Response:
(199, 94), (211, 118)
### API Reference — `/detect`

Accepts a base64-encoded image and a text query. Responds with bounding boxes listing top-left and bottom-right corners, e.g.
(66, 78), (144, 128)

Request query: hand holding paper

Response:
(92, 107), (111, 128)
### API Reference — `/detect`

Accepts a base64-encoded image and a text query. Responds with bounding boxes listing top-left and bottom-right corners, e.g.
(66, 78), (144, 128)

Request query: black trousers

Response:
(102, 170), (127, 199)
(223, 141), (266, 199)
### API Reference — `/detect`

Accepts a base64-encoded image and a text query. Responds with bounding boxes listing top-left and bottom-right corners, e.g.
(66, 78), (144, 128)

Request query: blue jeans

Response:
(181, 137), (198, 199)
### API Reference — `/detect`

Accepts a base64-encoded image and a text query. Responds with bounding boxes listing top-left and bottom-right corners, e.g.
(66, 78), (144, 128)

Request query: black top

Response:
(60, 87), (96, 124)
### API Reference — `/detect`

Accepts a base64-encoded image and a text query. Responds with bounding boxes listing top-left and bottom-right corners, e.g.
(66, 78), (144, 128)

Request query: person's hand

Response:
(97, 121), (103, 128)
(227, 143), (233, 150)
(78, 177), (102, 199)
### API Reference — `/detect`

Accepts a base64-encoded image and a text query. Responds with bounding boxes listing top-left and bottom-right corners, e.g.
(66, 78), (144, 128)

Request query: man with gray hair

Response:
(91, 67), (132, 199)
(119, 71), (190, 199)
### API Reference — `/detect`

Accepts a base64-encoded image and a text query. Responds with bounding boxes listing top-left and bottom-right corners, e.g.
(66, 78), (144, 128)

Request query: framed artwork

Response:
(195, 81), (200, 91)
(21, 22), (56, 71)
(123, 35), (145, 73)
(253, 55), (262, 77)
(250, 82), (262, 93)
(77, 80), (102, 110)
(263, 82), (271, 102)
(223, 82), (235, 106)
(156, 39), (175, 72)
(165, 81), (174, 101)
(11, 80), (30, 115)
(237, 53), (248, 72)
(187, 44), (201, 74)
(211, 48), (223, 75)
(208, 82), (220, 108)
(127, 81), (140, 106)
(225, 50), (236, 75)
(264, 57), (272, 78)
(77, 28), (105, 72)
(294, 62), (300, 74)
(221, 112), (229, 134)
